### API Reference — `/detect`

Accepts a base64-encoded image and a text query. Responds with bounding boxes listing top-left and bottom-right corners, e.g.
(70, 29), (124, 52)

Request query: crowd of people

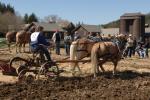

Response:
(124, 34), (149, 59)
(30, 25), (149, 61)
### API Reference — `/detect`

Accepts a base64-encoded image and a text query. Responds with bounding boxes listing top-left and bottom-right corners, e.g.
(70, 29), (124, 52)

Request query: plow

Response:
(0, 55), (92, 82)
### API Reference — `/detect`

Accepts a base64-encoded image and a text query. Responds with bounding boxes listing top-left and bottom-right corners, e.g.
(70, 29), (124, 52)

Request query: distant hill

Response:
(101, 13), (150, 28)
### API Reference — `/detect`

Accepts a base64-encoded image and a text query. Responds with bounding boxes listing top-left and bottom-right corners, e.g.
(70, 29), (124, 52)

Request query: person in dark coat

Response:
(30, 26), (52, 61)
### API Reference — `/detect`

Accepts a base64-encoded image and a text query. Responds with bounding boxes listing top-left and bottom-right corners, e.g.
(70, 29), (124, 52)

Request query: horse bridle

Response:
(75, 40), (91, 56)
(76, 43), (88, 52)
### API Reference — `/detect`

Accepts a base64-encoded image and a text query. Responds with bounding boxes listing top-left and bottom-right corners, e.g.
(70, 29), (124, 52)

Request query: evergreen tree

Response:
(24, 13), (29, 24)
(6, 4), (15, 14)
(28, 13), (38, 23)
(0, 2), (15, 14)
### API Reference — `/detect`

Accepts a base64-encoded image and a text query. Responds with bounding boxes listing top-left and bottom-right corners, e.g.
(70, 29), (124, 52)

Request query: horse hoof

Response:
(94, 74), (97, 78)
(112, 73), (119, 78)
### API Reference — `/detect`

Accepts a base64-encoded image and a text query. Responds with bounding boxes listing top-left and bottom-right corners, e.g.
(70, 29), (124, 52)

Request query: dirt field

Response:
(0, 47), (150, 100)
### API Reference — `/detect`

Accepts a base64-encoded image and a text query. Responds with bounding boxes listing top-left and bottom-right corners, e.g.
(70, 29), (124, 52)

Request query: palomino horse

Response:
(91, 34), (127, 77)
(5, 31), (17, 52)
(70, 38), (95, 73)
(16, 23), (35, 53)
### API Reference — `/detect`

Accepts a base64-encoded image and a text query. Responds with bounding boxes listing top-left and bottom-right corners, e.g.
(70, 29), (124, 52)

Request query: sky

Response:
(1, 0), (150, 25)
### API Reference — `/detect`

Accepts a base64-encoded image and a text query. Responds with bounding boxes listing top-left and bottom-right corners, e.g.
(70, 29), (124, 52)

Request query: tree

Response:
(0, 12), (24, 32)
(6, 4), (15, 14)
(43, 15), (60, 23)
(0, 2), (15, 14)
(0, 2), (23, 32)
(24, 13), (29, 24)
(28, 13), (38, 23)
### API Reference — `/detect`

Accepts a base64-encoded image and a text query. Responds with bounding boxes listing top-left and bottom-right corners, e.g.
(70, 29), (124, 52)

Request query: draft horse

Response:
(16, 23), (36, 53)
(5, 31), (17, 52)
(91, 34), (127, 77)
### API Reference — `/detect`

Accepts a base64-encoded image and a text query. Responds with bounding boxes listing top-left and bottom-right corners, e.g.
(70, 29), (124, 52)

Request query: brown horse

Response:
(91, 34), (127, 77)
(69, 35), (111, 68)
(5, 31), (17, 52)
(16, 23), (35, 53)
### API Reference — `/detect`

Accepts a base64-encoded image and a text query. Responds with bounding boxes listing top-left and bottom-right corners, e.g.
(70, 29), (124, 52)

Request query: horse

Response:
(70, 38), (95, 73)
(5, 31), (17, 52)
(91, 34), (127, 77)
(16, 23), (35, 53)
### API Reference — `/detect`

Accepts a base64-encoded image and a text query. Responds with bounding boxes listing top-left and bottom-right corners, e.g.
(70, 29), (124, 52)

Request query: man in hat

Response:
(126, 34), (134, 57)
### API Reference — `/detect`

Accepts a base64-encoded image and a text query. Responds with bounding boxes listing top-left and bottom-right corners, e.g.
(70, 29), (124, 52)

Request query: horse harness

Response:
(75, 40), (94, 56)
(96, 42), (122, 59)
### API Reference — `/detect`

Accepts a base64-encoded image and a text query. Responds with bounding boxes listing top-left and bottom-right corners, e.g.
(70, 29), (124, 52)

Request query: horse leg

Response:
(71, 63), (76, 75)
(92, 59), (98, 77)
(76, 63), (82, 75)
(99, 64), (105, 73)
(91, 53), (98, 77)
(16, 43), (18, 53)
(98, 60), (106, 73)
(29, 42), (31, 52)
(23, 43), (25, 52)
(71, 63), (81, 76)
(19, 43), (22, 53)
(8, 42), (11, 53)
(112, 60), (118, 75)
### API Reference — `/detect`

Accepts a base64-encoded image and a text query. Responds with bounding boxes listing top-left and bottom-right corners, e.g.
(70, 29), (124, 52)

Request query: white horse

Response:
(69, 38), (95, 74)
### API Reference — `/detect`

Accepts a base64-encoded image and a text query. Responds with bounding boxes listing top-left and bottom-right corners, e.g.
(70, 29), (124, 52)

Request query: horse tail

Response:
(91, 44), (99, 77)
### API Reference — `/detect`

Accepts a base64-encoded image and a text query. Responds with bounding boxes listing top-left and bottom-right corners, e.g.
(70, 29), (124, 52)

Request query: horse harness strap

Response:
(76, 40), (89, 54)
(97, 42), (112, 59)
(116, 42), (121, 53)
(112, 40), (121, 53)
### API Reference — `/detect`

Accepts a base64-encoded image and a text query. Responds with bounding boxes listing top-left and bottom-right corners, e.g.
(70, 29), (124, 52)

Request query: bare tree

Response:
(0, 12), (24, 32)
(43, 14), (70, 28)
(44, 15), (60, 23)
(57, 19), (70, 28)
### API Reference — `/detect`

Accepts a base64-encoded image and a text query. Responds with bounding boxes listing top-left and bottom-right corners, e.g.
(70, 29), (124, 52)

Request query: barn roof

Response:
(72, 24), (101, 33)
(81, 24), (101, 33)
(121, 12), (144, 17)
(33, 22), (64, 32)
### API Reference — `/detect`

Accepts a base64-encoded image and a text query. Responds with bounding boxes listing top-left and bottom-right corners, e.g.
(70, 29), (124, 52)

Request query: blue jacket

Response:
(30, 32), (50, 50)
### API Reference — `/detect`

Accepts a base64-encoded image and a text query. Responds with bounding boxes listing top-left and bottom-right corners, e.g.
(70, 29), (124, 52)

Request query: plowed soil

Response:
(0, 48), (150, 100)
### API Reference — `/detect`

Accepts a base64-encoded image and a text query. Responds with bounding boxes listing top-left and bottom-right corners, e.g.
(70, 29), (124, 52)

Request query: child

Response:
(135, 42), (146, 58)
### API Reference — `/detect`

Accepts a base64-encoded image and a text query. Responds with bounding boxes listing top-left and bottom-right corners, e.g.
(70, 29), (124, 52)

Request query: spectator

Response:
(126, 34), (134, 57)
(87, 32), (102, 42)
(132, 37), (137, 56)
(143, 38), (149, 58)
(136, 41), (146, 58)
(52, 30), (61, 55)
(64, 32), (72, 56)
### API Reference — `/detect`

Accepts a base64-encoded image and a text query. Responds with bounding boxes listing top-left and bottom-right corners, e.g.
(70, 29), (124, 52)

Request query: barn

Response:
(72, 24), (101, 37)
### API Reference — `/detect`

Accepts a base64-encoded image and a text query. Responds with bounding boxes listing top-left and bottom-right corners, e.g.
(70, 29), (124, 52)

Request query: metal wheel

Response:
(37, 61), (59, 80)
(9, 57), (29, 74)
(18, 69), (35, 83)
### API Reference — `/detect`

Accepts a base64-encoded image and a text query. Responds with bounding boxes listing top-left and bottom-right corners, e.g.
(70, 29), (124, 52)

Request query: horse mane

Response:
(23, 23), (34, 32)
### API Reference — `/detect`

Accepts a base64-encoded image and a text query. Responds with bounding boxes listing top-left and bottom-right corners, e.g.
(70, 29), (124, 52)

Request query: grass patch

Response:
(0, 38), (7, 48)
